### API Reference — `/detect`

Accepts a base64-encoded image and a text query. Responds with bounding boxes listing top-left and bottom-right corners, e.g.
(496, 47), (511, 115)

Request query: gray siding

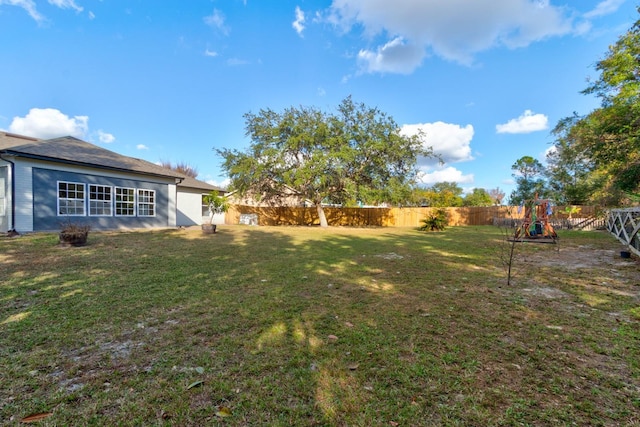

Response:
(0, 165), (7, 232)
(32, 168), (171, 231)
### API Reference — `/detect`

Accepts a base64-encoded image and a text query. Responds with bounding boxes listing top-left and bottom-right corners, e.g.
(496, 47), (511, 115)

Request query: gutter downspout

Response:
(0, 152), (15, 232)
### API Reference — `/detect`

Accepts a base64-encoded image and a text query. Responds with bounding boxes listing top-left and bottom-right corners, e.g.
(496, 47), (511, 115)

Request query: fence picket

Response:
(227, 205), (601, 228)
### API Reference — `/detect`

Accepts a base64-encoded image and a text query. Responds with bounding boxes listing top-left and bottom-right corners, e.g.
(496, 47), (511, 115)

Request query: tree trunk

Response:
(316, 204), (328, 228)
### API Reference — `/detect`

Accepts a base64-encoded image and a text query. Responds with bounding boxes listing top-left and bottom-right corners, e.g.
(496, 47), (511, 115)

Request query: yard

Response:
(1, 226), (639, 426)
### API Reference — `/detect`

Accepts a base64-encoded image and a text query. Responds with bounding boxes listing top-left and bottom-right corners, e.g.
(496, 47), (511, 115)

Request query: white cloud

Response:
(418, 166), (474, 185)
(401, 121), (474, 165)
(227, 58), (249, 66)
(584, 0), (625, 18)
(204, 9), (229, 35)
(0, 0), (45, 22)
(0, 0), (84, 22)
(327, 0), (579, 72)
(88, 10), (94, 19)
(206, 177), (230, 189)
(404, 121), (476, 185)
(9, 108), (88, 139)
(496, 110), (548, 134)
(204, 49), (218, 57)
(545, 145), (557, 158)
(97, 130), (115, 143)
(292, 6), (306, 36)
(357, 37), (425, 74)
(136, 144), (149, 150)
(48, 0), (82, 12)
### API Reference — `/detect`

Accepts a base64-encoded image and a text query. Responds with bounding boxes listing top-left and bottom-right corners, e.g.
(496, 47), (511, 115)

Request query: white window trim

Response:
(137, 189), (156, 217)
(115, 186), (136, 217)
(57, 181), (86, 217)
(88, 184), (113, 217)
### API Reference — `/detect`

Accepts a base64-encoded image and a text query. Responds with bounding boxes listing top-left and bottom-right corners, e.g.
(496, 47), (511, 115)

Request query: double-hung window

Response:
(115, 187), (135, 216)
(89, 185), (112, 216)
(137, 189), (155, 216)
(58, 181), (85, 216)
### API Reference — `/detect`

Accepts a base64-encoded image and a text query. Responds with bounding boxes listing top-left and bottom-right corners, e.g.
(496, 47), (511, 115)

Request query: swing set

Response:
(512, 194), (558, 243)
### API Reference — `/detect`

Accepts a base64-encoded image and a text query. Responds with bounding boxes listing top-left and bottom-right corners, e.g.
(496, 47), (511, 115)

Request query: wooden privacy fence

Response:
(607, 208), (640, 256)
(227, 205), (601, 228)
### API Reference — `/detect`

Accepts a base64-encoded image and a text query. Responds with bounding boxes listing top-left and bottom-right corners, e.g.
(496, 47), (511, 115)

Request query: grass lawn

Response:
(1, 225), (639, 426)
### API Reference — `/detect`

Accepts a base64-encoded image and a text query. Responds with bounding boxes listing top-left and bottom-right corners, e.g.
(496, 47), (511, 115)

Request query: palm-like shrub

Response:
(419, 208), (449, 231)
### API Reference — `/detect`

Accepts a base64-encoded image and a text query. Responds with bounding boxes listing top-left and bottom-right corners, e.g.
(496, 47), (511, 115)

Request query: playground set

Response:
(512, 194), (558, 243)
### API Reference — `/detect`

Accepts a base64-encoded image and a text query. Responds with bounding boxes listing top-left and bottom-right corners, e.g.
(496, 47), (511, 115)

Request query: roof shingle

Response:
(0, 132), (225, 192)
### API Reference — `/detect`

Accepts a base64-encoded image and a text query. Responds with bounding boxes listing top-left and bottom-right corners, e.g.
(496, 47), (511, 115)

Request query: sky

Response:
(0, 0), (637, 197)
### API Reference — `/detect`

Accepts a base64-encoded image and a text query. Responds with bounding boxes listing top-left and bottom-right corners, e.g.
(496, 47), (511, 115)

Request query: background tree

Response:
(545, 116), (599, 205)
(508, 156), (547, 205)
(418, 182), (464, 207)
(409, 187), (433, 207)
(160, 160), (199, 178)
(549, 8), (640, 204)
(488, 187), (505, 205)
(463, 188), (494, 206)
(217, 97), (433, 227)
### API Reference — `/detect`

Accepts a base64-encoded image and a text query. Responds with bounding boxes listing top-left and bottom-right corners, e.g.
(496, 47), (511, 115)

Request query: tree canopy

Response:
(546, 117), (600, 205)
(217, 96), (433, 227)
(509, 156), (547, 205)
(409, 183), (493, 207)
(463, 188), (494, 207)
(547, 8), (640, 205)
(160, 160), (199, 178)
(409, 182), (463, 207)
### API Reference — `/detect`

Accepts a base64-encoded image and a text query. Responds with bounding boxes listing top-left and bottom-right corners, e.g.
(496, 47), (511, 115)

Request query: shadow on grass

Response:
(1, 226), (639, 425)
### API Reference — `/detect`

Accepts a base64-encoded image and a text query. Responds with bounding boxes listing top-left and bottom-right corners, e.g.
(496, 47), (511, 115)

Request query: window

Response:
(58, 181), (85, 216)
(57, 183), (157, 218)
(89, 185), (112, 216)
(115, 187), (135, 216)
(137, 189), (155, 216)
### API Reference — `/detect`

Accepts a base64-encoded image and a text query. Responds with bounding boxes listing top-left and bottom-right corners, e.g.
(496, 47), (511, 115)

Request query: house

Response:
(226, 185), (312, 207)
(0, 132), (224, 233)
(177, 175), (227, 226)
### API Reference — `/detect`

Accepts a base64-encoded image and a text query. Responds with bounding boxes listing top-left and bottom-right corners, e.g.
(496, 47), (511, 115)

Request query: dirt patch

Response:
(520, 243), (639, 286)
(375, 252), (405, 260)
(511, 240), (640, 319)
(521, 286), (570, 299)
(528, 245), (635, 270)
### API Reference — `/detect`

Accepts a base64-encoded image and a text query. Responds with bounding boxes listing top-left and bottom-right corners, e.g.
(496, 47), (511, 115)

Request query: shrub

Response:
(419, 208), (449, 231)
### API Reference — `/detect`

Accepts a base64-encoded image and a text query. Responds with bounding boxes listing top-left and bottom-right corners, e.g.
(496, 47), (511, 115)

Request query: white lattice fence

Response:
(607, 208), (640, 256)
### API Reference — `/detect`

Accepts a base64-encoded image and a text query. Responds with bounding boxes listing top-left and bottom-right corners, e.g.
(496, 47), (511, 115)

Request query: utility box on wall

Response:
(239, 214), (258, 226)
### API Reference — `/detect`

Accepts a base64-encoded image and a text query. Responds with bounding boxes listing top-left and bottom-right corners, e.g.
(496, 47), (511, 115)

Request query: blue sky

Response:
(0, 0), (636, 196)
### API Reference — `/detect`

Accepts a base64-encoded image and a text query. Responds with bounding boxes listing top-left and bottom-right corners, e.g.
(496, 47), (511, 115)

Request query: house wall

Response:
(5, 156), (178, 232)
(177, 188), (204, 226)
(13, 158), (34, 232)
(168, 183), (177, 228)
(32, 167), (172, 231)
(0, 165), (7, 233)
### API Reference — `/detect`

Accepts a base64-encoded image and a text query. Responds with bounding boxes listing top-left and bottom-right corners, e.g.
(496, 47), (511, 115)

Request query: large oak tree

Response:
(217, 97), (433, 227)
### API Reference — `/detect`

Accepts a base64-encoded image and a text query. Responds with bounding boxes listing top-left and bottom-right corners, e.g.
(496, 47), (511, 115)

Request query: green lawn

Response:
(1, 226), (639, 426)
